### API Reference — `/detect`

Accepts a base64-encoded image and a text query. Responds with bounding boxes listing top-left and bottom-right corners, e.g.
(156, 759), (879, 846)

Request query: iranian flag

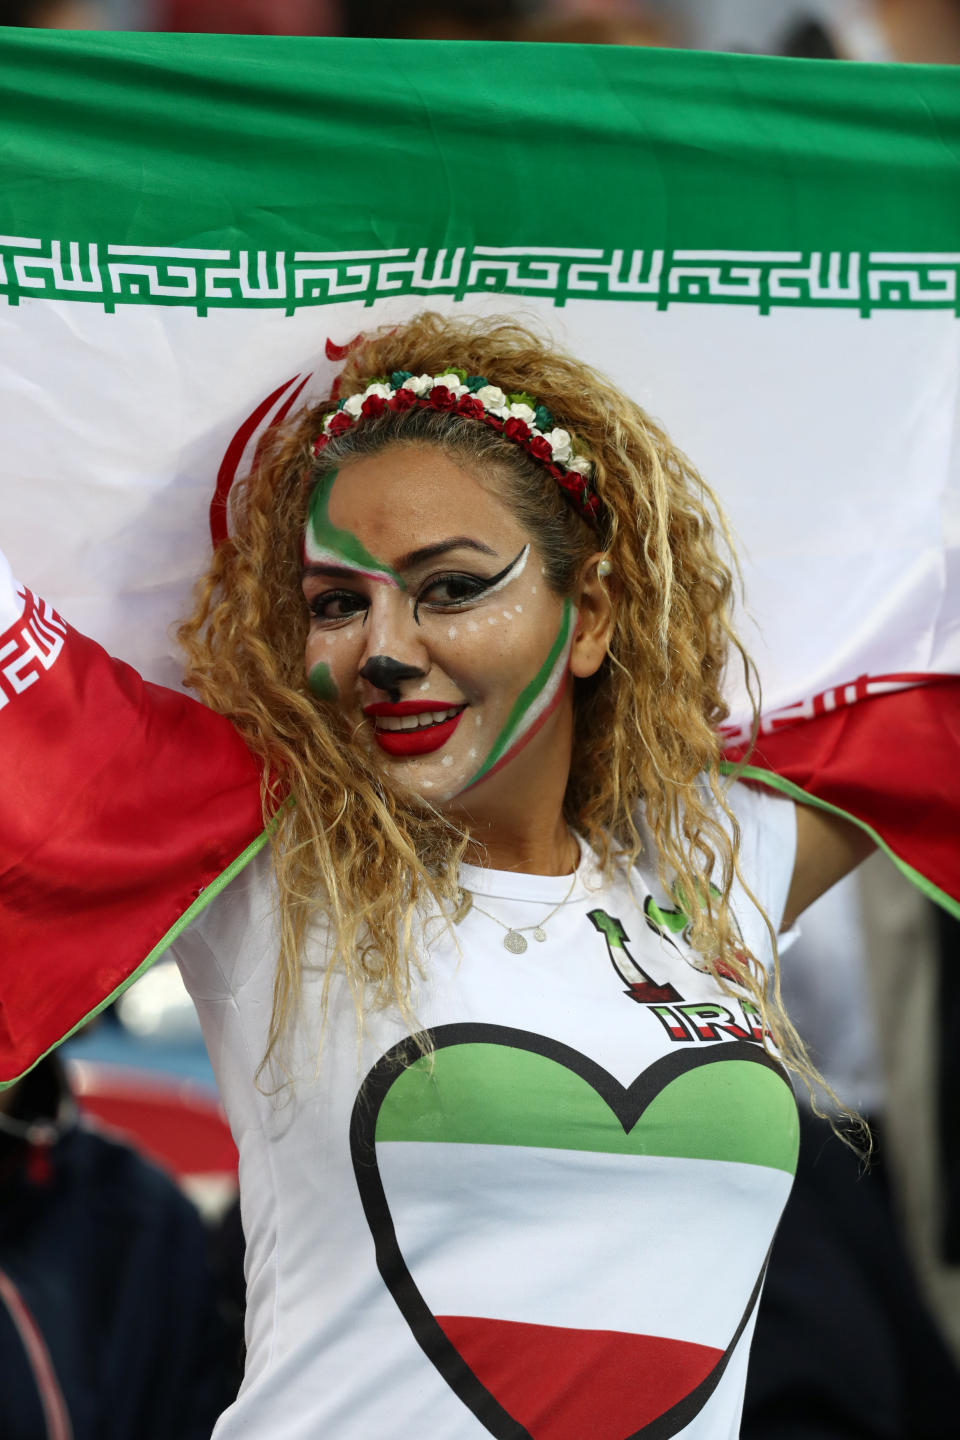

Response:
(1, 30), (958, 1083)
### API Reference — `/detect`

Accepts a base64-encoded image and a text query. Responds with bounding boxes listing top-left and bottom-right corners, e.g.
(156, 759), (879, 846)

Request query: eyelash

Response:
(308, 590), (366, 623)
(421, 572), (489, 609)
(308, 572), (491, 625)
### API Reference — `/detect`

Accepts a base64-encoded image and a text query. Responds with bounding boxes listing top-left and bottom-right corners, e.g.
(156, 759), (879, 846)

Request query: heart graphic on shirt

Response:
(350, 1025), (797, 1440)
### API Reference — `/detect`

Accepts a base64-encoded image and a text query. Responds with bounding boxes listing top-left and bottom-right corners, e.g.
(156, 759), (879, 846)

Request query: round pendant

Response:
(503, 930), (528, 955)
(532, 927), (547, 942)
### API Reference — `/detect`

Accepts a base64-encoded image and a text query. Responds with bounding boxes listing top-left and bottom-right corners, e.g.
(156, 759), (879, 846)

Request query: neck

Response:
(447, 699), (577, 875)
(462, 816), (578, 876)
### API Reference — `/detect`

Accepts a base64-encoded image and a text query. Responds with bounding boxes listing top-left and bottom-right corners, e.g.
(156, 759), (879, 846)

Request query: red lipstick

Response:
(364, 701), (467, 757)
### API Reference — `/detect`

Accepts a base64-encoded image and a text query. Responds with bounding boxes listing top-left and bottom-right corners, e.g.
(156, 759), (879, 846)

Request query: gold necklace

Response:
(457, 866), (579, 954)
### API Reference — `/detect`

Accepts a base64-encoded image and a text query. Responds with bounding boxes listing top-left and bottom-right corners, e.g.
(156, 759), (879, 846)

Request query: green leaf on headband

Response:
(440, 366), (468, 383)
(507, 391), (537, 409)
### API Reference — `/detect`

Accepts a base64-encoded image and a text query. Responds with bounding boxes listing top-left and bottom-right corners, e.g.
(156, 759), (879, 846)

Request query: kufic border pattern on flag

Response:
(3, 240), (960, 316)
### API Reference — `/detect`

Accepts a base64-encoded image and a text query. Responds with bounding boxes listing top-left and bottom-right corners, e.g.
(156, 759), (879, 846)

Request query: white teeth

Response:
(376, 707), (462, 732)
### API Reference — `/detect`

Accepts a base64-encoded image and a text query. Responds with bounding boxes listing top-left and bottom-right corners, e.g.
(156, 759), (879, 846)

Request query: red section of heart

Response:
(436, 1314), (721, 1439)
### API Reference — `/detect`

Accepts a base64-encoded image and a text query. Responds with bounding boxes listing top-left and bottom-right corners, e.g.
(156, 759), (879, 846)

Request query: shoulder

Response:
(633, 778), (797, 960)
(171, 844), (280, 999)
(722, 778), (798, 919)
(712, 779), (798, 957)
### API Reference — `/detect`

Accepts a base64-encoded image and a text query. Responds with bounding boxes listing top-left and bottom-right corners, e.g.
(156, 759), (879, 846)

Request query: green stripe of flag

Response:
(0, 32), (957, 263)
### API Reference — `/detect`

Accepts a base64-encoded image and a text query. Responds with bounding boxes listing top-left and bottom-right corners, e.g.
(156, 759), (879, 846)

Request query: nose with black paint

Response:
(359, 655), (427, 703)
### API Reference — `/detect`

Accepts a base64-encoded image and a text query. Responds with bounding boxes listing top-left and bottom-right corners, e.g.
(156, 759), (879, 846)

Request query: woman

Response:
(169, 311), (870, 1439)
(5, 310), (870, 1438)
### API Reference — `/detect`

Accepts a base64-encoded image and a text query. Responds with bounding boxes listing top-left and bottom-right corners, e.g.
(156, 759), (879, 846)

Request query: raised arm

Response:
(782, 802), (876, 930)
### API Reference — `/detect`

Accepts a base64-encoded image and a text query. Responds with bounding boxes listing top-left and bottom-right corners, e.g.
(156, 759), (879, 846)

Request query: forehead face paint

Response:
(304, 470), (406, 589)
(460, 596), (576, 793)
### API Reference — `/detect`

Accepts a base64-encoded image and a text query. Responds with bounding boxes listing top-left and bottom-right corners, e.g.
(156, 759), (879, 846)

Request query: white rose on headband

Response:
(362, 382), (392, 401)
(506, 402), (536, 424)
(405, 374), (433, 396)
(567, 454), (592, 475)
(544, 428), (572, 463)
(473, 385), (506, 409)
(434, 372), (468, 396)
(342, 394), (364, 417)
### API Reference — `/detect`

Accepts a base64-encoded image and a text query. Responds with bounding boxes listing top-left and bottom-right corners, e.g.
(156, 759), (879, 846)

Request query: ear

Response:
(569, 552), (616, 679)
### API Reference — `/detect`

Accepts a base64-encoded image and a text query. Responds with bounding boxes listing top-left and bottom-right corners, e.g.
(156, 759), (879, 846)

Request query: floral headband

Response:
(311, 368), (601, 525)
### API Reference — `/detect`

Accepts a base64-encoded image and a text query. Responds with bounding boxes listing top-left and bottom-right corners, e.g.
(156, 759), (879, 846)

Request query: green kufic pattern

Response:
(3, 239), (958, 319)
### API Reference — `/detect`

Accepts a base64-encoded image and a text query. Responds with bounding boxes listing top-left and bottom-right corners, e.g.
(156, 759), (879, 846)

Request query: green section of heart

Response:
(376, 1044), (798, 1174)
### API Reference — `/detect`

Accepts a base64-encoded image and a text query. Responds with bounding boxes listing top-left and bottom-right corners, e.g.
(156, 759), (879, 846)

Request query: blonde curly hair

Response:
(178, 309), (828, 1111)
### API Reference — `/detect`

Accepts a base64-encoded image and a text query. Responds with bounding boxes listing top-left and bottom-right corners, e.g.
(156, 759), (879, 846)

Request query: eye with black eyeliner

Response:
(308, 589), (369, 624)
(413, 569), (509, 624)
(417, 572), (490, 609)
(412, 546), (529, 623)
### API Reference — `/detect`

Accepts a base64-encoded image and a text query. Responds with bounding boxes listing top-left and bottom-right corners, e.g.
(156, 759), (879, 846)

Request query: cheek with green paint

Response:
(307, 661), (339, 701)
(387, 578), (578, 807)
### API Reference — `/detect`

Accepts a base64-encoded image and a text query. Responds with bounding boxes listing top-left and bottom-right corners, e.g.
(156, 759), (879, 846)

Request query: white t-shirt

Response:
(174, 782), (798, 1440)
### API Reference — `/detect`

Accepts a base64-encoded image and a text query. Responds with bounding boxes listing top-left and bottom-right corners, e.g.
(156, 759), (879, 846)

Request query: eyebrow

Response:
(393, 537), (498, 570)
(301, 537), (497, 581)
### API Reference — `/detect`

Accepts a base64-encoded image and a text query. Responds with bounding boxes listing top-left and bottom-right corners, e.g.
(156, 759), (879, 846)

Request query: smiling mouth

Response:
(366, 704), (467, 757)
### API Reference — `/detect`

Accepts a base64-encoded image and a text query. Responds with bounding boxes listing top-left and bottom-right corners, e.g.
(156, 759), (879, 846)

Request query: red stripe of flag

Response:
(0, 607), (263, 1084)
(725, 678), (960, 911)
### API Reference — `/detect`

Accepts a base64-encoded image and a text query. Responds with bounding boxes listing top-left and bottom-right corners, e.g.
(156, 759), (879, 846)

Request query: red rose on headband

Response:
(527, 436), (553, 462)
(504, 418), (531, 442)
(456, 395), (485, 419)
(361, 395), (387, 418)
(389, 387), (418, 411)
(326, 411), (352, 436)
(429, 385), (457, 411)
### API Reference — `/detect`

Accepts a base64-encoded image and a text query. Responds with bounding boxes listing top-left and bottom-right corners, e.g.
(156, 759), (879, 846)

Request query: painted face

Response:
(301, 446), (577, 807)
